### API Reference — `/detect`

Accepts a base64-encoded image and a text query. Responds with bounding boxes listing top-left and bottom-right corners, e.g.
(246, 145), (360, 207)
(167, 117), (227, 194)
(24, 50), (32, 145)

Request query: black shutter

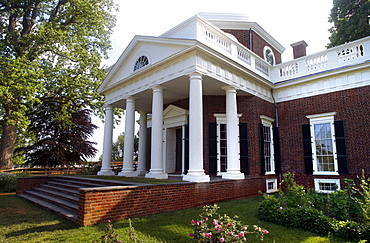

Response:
(302, 124), (313, 174)
(259, 123), (265, 175)
(273, 127), (281, 174)
(208, 122), (217, 175)
(184, 124), (189, 175)
(239, 123), (249, 175)
(334, 120), (349, 175)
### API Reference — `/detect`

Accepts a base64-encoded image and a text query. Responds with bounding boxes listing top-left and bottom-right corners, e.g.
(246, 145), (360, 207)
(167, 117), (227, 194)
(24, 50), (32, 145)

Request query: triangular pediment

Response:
(163, 105), (188, 119)
(98, 36), (195, 94)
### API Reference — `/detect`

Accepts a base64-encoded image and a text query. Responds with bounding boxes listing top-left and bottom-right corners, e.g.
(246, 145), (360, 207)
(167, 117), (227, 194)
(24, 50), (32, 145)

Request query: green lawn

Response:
(0, 194), (356, 242)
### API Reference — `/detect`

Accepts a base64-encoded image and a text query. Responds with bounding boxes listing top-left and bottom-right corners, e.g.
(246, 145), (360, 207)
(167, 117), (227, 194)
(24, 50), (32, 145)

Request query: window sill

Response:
(313, 172), (339, 176)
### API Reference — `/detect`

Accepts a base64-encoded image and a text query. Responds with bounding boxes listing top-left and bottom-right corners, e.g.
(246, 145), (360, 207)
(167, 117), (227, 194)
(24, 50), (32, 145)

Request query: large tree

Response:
(328, 0), (370, 48)
(0, 0), (117, 169)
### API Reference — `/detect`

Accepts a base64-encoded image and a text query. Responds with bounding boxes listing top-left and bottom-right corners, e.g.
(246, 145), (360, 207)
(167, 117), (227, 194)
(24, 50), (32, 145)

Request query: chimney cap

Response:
(290, 40), (308, 48)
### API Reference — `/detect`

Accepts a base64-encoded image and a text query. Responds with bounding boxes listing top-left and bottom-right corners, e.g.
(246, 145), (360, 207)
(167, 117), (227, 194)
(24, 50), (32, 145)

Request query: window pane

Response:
(314, 122), (335, 172)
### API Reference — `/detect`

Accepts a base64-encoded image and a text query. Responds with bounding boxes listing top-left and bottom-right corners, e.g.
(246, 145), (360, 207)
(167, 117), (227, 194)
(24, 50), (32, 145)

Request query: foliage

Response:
(190, 204), (268, 242)
(111, 132), (139, 162)
(259, 172), (370, 240)
(352, 171), (370, 223)
(0, 0), (118, 169)
(0, 173), (17, 192)
(94, 219), (143, 243)
(327, 0), (370, 48)
(16, 96), (98, 167)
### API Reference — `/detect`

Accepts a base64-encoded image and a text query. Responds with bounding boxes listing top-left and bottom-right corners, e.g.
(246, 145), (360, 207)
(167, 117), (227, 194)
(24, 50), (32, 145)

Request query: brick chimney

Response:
(290, 40), (308, 59)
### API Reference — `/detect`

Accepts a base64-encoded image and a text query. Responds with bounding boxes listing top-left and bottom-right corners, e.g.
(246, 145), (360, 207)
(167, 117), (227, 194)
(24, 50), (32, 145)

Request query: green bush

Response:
(0, 173), (17, 192)
(259, 172), (370, 241)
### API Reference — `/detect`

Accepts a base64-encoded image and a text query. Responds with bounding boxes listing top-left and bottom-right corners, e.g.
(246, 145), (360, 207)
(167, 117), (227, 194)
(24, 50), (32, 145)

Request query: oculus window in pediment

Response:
(133, 56), (149, 71)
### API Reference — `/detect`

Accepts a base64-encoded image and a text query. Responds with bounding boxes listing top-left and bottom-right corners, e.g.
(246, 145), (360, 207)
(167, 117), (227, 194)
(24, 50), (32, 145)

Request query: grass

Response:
(0, 194), (356, 242)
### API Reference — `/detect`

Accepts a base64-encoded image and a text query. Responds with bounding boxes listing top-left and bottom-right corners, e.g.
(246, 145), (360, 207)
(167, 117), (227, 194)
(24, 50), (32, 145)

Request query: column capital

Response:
(126, 96), (139, 102)
(188, 71), (203, 79)
(151, 85), (167, 92)
(222, 85), (238, 93)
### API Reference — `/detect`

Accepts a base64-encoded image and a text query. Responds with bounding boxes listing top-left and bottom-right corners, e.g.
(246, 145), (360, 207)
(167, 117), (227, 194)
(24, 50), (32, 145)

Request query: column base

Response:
(97, 169), (115, 176)
(222, 171), (245, 180)
(118, 170), (137, 177)
(136, 169), (148, 176)
(145, 171), (168, 179)
(183, 171), (210, 182)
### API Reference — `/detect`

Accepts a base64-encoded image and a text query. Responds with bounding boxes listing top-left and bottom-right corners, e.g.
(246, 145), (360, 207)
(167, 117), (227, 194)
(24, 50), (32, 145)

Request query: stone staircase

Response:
(18, 176), (132, 223)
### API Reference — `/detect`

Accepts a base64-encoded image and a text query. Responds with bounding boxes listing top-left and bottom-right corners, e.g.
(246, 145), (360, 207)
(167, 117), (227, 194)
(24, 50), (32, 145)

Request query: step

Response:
(40, 184), (79, 197)
(24, 190), (78, 212)
(33, 187), (79, 203)
(50, 178), (107, 188)
(18, 193), (78, 222)
(46, 181), (100, 191)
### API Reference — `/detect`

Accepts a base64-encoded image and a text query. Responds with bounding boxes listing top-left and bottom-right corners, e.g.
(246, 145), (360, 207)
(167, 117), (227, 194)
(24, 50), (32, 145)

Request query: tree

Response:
(17, 95), (98, 167)
(0, 0), (117, 169)
(111, 132), (139, 162)
(327, 0), (370, 48)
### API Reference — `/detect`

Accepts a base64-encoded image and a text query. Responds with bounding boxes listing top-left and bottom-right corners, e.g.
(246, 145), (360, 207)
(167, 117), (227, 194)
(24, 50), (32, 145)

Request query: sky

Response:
(90, 0), (334, 160)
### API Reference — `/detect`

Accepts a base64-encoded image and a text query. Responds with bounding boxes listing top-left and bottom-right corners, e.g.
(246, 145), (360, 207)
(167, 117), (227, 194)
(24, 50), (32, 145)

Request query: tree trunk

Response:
(0, 124), (17, 170)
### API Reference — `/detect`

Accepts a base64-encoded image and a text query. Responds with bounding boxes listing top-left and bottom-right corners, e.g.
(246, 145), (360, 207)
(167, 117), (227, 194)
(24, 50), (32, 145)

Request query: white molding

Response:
(314, 178), (340, 193)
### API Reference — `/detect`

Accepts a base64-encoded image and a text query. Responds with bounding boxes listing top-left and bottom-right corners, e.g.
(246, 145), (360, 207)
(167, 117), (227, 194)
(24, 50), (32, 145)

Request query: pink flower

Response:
(117, 240), (122, 243)
(219, 237), (225, 242)
(279, 207), (283, 210)
(191, 220), (195, 225)
(239, 231), (245, 237)
(257, 227), (261, 232)
(205, 232), (212, 238)
(189, 233), (194, 237)
(263, 230), (269, 234)
(107, 220), (111, 223)
(227, 223), (232, 227)
(197, 220), (203, 225)
(213, 219), (218, 225)
(205, 217), (209, 221)
(243, 226), (248, 230)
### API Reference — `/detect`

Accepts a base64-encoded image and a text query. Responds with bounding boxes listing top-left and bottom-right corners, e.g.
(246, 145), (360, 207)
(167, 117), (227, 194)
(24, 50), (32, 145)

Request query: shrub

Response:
(0, 173), (17, 192)
(259, 172), (370, 241)
(190, 204), (268, 242)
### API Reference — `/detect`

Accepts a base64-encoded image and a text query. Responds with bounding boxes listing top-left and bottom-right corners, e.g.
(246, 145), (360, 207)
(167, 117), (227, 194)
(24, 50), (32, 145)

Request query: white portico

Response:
(97, 13), (284, 182)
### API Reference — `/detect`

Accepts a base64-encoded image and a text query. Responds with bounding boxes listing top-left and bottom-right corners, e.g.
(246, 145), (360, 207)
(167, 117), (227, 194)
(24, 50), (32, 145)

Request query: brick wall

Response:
(277, 86), (370, 187)
(16, 176), (50, 194)
(78, 177), (264, 226)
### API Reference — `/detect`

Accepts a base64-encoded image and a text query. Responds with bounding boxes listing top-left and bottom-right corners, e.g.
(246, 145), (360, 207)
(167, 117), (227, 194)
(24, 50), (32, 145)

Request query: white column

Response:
(146, 86), (168, 179)
(136, 111), (148, 176)
(183, 72), (210, 182)
(118, 97), (137, 177)
(97, 106), (115, 176)
(222, 86), (244, 180)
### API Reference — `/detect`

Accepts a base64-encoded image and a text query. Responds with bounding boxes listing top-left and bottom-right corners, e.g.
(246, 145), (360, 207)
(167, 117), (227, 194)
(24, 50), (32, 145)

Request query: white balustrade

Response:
(237, 47), (251, 66)
(337, 43), (364, 62)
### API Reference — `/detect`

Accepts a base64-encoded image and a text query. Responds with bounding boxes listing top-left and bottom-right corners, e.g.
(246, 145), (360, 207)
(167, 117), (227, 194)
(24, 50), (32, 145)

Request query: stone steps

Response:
(18, 176), (127, 223)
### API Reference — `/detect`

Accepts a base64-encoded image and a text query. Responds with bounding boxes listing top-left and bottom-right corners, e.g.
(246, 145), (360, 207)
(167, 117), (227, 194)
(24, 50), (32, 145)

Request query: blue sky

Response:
(91, 0), (334, 160)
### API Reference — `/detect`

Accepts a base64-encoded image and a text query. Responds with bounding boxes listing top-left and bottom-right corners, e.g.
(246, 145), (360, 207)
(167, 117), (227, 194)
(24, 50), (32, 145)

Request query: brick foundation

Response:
(17, 176), (265, 226)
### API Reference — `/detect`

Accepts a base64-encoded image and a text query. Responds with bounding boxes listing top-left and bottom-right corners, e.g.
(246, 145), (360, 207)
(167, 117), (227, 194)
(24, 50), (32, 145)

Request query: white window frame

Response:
(266, 178), (278, 193)
(261, 116), (275, 175)
(314, 179), (340, 193)
(214, 114), (242, 175)
(306, 112), (338, 175)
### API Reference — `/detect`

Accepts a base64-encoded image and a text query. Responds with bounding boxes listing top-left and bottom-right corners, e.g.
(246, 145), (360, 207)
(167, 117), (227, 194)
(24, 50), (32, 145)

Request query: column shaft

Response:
(183, 72), (209, 182)
(97, 106), (115, 175)
(136, 111), (148, 176)
(119, 97), (137, 177)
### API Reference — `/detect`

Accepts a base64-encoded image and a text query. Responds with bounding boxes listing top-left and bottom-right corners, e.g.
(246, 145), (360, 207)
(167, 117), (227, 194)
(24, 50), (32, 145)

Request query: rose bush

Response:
(190, 204), (268, 242)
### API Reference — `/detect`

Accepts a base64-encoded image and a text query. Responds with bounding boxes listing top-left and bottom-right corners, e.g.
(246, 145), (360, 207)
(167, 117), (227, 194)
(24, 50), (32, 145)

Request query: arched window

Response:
(133, 56), (149, 71)
(263, 46), (275, 66)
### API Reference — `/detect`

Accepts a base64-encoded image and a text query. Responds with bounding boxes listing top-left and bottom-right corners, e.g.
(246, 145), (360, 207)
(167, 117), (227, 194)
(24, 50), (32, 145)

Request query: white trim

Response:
(260, 116), (275, 175)
(314, 178), (340, 193)
(263, 46), (275, 66)
(266, 179), (278, 193)
(307, 113), (339, 175)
